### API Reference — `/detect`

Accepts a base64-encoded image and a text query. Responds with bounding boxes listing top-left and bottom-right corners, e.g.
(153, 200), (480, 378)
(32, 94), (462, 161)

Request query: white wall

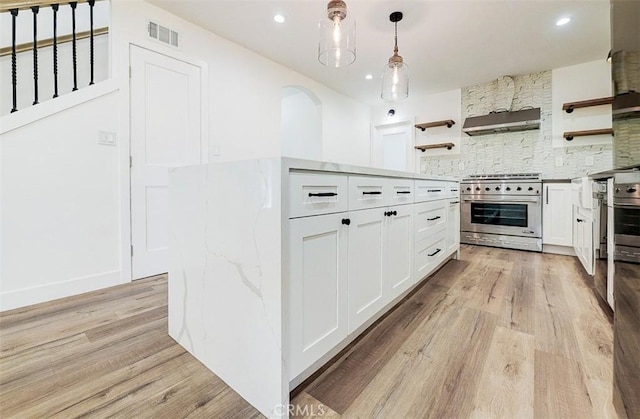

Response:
(0, 0), (371, 310)
(281, 86), (322, 160)
(1, 90), (123, 310)
(552, 60), (612, 147)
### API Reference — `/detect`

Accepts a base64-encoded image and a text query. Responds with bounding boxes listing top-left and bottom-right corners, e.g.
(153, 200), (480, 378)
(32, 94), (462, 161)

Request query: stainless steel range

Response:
(460, 173), (542, 252)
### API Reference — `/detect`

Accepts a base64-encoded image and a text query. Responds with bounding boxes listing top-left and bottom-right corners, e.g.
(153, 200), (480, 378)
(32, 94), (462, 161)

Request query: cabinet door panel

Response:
(348, 208), (385, 333)
(447, 200), (460, 254)
(543, 183), (573, 246)
(385, 205), (414, 300)
(289, 213), (348, 379)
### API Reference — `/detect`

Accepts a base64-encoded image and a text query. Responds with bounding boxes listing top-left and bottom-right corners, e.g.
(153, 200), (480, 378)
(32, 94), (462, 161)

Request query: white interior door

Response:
(130, 45), (203, 280)
(372, 120), (414, 172)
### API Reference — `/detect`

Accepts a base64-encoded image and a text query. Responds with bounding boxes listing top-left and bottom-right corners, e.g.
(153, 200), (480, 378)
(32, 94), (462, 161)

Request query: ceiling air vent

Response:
(148, 21), (179, 48)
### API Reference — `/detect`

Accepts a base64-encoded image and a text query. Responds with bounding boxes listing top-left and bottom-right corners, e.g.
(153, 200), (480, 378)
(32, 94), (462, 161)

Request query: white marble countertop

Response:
(281, 157), (458, 181)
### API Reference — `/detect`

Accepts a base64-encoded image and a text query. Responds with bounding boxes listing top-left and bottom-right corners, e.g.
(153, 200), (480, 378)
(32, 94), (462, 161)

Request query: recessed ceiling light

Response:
(274, 14), (285, 23)
(365, 74), (373, 80)
(556, 17), (571, 26)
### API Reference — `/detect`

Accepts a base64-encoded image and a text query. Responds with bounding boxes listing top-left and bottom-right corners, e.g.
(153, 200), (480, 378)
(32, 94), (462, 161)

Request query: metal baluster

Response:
(70, 1), (78, 91)
(52, 4), (59, 98)
(32, 6), (39, 105)
(88, 0), (95, 85)
(10, 9), (18, 113)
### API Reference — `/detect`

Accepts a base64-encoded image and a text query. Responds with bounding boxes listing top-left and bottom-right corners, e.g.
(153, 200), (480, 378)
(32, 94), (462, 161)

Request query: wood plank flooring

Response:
(0, 245), (618, 418)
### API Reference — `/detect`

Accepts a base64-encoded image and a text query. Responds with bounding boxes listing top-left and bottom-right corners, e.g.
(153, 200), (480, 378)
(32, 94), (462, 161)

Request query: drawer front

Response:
(415, 180), (448, 202)
(414, 200), (447, 243)
(385, 178), (415, 206)
(415, 232), (447, 283)
(349, 176), (387, 211)
(289, 172), (348, 218)
(447, 182), (460, 199)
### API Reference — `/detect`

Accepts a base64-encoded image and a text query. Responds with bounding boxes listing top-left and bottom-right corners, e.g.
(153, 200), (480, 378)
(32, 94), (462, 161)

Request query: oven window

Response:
(471, 203), (528, 227)
(615, 207), (640, 236)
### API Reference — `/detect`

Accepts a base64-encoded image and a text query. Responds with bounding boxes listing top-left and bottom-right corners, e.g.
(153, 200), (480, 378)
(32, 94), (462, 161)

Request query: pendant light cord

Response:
(394, 21), (398, 54)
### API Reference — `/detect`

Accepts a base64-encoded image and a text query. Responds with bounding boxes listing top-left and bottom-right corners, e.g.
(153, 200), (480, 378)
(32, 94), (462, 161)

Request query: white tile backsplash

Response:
(420, 70), (613, 179)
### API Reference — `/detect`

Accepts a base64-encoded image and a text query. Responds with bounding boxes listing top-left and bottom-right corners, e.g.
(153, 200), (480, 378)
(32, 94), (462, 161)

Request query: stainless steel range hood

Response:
(462, 108), (541, 136)
(613, 91), (640, 119)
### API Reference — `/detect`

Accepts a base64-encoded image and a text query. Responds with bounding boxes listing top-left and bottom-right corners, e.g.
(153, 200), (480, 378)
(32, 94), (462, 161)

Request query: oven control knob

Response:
(528, 187), (534, 191)
(495, 187), (501, 191)
(627, 187), (637, 193)
(516, 187), (522, 191)
(485, 187), (490, 191)
(506, 187), (511, 191)
(616, 188), (620, 193)
(466, 187), (471, 191)
(476, 187), (480, 191)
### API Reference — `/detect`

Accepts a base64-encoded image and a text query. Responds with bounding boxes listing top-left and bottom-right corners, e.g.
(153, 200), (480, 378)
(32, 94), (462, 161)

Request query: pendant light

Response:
(381, 11), (409, 100)
(318, 0), (356, 67)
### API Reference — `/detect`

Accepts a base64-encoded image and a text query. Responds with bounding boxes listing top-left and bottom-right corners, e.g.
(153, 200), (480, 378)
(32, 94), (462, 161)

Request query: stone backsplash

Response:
(420, 70), (613, 179)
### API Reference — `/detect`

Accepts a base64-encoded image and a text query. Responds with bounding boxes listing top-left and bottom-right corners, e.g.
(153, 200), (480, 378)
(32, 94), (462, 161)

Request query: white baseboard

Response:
(0, 270), (127, 312)
(542, 244), (576, 256)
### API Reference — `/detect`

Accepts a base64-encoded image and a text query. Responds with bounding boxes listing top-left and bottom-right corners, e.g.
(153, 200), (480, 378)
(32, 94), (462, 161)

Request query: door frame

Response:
(119, 41), (208, 281)
(371, 117), (416, 172)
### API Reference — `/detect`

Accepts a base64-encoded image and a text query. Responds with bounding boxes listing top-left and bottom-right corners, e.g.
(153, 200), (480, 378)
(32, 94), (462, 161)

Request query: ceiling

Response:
(147, 0), (611, 105)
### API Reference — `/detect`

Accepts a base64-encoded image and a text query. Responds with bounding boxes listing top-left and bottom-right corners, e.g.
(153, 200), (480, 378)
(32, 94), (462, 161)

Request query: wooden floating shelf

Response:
(562, 97), (613, 113)
(415, 120), (456, 131)
(415, 143), (455, 152)
(563, 128), (614, 141)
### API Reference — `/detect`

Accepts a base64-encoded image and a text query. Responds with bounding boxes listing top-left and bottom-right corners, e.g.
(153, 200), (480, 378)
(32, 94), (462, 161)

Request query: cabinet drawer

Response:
(349, 176), (387, 211)
(447, 182), (460, 199)
(415, 180), (448, 202)
(386, 178), (414, 206)
(289, 172), (348, 218)
(415, 232), (447, 283)
(414, 200), (447, 243)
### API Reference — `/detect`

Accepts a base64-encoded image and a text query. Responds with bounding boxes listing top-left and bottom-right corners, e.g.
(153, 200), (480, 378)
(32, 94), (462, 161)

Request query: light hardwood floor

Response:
(0, 245), (619, 418)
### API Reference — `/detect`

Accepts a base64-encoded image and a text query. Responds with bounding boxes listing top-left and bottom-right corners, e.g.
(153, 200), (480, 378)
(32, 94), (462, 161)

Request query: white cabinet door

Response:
(384, 205), (414, 301)
(348, 208), (386, 333)
(543, 183), (573, 246)
(289, 213), (348, 379)
(573, 206), (594, 275)
(446, 199), (460, 254)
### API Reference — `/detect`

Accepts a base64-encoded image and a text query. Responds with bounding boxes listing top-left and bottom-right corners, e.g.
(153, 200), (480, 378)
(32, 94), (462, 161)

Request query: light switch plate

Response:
(585, 156), (594, 166)
(555, 157), (563, 167)
(98, 131), (116, 146)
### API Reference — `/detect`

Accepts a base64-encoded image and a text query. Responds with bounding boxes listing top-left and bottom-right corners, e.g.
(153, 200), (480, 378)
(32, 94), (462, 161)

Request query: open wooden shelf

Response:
(562, 97), (613, 113)
(415, 120), (455, 131)
(415, 143), (455, 152)
(563, 128), (614, 141)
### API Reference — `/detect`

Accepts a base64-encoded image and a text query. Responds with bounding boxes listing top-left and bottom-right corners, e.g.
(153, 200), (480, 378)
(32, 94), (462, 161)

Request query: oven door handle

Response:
(462, 196), (541, 204)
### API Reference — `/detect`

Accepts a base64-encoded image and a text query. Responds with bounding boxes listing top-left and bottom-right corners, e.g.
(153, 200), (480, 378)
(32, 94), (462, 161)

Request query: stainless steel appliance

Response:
(612, 172), (640, 419)
(460, 173), (542, 252)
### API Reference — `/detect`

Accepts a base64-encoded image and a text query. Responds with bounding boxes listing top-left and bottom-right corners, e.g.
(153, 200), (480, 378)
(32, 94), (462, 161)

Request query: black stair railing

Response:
(2, 0), (108, 113)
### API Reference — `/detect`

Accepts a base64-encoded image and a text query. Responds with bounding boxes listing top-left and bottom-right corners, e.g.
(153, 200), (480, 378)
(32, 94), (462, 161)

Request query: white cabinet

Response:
(383, 204), (414, 302)
(288, 213), (349, 378)
(573, 205), (594, 275)
(542, 183), (573, 246)
(347, 204), (414, 333)
(446, 198), (460, 254)
(348, 208), (386, 333)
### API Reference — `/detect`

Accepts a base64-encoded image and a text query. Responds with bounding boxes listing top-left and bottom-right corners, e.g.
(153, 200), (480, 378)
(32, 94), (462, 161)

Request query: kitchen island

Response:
(168, 158), (460, 418)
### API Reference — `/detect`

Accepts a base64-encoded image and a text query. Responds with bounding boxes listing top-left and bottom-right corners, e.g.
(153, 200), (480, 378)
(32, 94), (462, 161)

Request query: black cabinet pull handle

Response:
(392, 210), (397, 216)
(384, 211), (390, 217)
(428, 248), (442, 257)
(341, 218), (351, 225)
(427, 216), (441, 221)
(309, 192), (337, 197)
(363, 191), (382, 195)
(396, 191), (411, 194)
(546, 186), (549, 205)
(450, 201), (460, 204)
(427, 189), (443, 193)
(576, 218), (583, 223)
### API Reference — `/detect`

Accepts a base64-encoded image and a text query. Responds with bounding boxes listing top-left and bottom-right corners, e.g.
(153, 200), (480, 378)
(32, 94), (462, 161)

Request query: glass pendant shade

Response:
(381, 11), (409, 101)
(318, 0), (356, 67)
(382, 59), (409, 100)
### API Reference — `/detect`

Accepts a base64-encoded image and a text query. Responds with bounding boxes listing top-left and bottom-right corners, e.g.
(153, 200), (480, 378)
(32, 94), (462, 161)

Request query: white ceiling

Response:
(147, 0), (611, 105)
